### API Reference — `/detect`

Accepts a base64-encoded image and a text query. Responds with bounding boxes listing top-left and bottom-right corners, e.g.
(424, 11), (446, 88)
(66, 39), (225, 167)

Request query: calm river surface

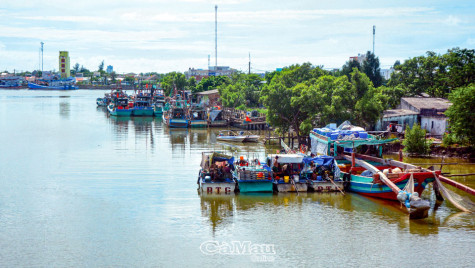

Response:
(0, 90), (473, 267)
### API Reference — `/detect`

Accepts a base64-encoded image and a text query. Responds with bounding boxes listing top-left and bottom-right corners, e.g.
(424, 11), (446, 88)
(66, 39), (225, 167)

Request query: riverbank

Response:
(383, 141), (474, 160)
(77, 84), (135, 90)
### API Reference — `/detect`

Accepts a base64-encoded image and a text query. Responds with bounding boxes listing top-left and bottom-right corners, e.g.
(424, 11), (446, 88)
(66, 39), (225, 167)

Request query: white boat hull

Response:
(200, 182), (236, 194)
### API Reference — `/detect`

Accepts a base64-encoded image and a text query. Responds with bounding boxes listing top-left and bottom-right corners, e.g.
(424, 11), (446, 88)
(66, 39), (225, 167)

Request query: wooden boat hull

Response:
(108, 106), (132, 116)
(28, 82), (77, 90)
(169, 119), (189, 128)
(200, 182), (236, 194)
(190, 120), (208, 128)
(132, 108), (154, 116)
(208, 120), (228, 127)
(344, 172), (435, 200)
(238, 180), (273, 193)
(308, 181), (344, 192)
(274, 182), (308, 192)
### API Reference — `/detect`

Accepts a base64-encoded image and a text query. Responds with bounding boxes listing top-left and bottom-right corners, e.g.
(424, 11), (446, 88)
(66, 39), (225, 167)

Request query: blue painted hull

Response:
(108, 106), (132, 117)
(190, 120), (207, 128)
(238, 180), (273, 193)
(132, 108), (154, 116)
(345, 173), (434, 200)
(28, 82), (77, 90)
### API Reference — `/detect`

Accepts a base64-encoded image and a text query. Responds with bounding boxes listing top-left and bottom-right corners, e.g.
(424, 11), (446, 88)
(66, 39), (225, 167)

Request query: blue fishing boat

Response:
(234, 157), (273, 193)
(190, 106), (208, 128)
(153, 93), (166, 116)
(0, 77), (23, 88)
(130, 91), (153, 116)
(309, 121), (440, 218)
(163, 99), (190, 128)
(28, 77), (77, 90)
(107, 97), (132, 116)
(198, 152), (237, 194)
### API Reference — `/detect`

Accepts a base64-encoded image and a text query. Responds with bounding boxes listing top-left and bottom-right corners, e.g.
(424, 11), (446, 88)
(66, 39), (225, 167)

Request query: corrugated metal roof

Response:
(196, 89), (219, 95)
(383, 109), (419, 118)
(402, 97), (452, 110)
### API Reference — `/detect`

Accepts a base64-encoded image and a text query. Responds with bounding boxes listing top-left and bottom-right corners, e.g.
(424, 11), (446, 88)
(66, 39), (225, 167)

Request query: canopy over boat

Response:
(201, 152), (234, 170)
(310, 121), (397, 155)
(267, 154), (304, 164)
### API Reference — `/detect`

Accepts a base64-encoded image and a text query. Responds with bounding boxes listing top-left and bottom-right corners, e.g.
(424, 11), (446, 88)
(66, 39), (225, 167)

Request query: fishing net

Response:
(432, 172), (475, 212)
(402, 173), (415, 194)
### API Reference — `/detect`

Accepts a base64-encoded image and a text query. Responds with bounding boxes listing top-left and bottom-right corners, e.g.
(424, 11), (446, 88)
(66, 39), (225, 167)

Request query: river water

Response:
(0, 90), (473, 267)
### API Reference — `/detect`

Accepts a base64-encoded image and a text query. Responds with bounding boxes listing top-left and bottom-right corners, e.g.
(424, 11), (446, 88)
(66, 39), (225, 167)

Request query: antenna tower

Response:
(372, 25), (375, 54)
(215, 5), (218, 69)
(40, 42), (44, 74)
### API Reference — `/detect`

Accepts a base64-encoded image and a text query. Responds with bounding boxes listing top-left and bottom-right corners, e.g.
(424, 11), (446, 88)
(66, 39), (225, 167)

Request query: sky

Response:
(0, 0), (474, 74)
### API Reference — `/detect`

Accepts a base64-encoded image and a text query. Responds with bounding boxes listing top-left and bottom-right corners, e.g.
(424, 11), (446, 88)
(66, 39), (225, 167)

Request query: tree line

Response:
(70, 48), (474, 146)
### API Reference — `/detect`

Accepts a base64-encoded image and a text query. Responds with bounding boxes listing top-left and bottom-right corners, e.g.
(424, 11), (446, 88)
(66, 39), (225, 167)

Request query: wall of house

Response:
(399, 99), (419, 112)
(421, 116), (447, 136)
(375, 114), (418, 131)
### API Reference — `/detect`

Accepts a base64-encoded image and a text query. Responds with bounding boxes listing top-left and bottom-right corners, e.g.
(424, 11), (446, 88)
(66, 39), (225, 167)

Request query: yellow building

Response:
(59, 51), (70, 78)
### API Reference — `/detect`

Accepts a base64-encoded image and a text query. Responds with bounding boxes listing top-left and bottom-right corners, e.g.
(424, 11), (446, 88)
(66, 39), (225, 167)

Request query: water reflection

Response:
(200, 193), (235, 234)
(59, 100), (70, 118)
(198, 192), (473, 235)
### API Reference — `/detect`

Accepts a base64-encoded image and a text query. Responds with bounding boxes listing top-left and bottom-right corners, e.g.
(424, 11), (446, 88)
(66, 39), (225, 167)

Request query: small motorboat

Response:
(216, 130), (259, 142)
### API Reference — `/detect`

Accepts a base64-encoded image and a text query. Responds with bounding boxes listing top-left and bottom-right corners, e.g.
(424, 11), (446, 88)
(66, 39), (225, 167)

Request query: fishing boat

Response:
(107, 97), (132, 116)
(163, 101), (190, 128)
(96, 97), (109, 106)
(198, 152), (237, 194)
(268, 154), (309, 192)
(189, 106), (208, 128)
(207, 107), (227, 127)
(309, 122), (439, 218)
(131, 92), (154, 116)
(302, 155), (345, 192)
(0, 77), (23, 89)
(153, 93), (166, 116)
(28, 77), (77, 90)
(233, 156), (273, 193)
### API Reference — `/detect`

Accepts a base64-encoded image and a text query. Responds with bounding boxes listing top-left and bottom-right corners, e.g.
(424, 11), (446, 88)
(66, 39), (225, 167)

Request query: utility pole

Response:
(372, 25), (375, 55)
(208, 54), (210, 70)
(215, 5), (218, 70)
(40, 42), (44, 75)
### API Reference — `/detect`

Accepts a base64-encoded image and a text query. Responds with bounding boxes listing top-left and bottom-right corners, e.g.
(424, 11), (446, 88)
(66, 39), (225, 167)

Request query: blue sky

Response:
(0, 0), (473, 74)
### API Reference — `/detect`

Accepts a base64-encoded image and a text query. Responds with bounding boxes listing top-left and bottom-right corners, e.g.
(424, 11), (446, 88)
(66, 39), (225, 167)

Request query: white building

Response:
(380, 67), (395, 80)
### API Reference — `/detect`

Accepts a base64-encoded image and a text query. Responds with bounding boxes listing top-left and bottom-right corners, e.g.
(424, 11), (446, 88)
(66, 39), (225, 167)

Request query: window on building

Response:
(61, 59), (65, 63)
(62, 69), (65, 73)
(431, 121), (434, 129)
(61, 64), (65, 68)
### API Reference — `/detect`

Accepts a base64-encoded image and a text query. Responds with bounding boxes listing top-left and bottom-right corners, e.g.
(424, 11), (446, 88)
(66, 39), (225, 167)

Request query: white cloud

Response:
(443, 15), (461, 26)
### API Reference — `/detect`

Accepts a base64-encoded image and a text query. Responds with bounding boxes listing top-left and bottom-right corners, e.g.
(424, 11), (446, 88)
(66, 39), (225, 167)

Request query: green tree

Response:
(260, 64), (327, 142)
(110, 71), (117, 83)
(73, 63), (80, 74)
(380, 85), (406, 109)
(403, 123), (431, 155)
(444, 84), (475, 146)
(219, 83), (246, 108)
(362, 51), (383, 87)
(339, 59), (361, 78)
(187, 77), (197, 92)
(388, 48), (475, 97)
(195, 75), (230, 93)
(98, 61), (104, 72)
